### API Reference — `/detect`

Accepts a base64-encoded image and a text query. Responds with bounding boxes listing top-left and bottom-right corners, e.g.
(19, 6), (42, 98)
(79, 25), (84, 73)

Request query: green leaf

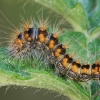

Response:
(96, 0), (100, 12)
(89, 26), (100, 40)
(63, 0), (78, 8)
(91, 82), (100, 100)
(78, 0), (95, 15)
(89, 11), (100, 29)
(96, 96), (100, 100)
(36, 0), (88, 32)
(88, 0), (100, 29)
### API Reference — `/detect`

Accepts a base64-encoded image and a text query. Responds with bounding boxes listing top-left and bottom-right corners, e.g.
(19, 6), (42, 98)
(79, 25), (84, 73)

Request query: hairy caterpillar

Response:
(5, 17), (100, 82)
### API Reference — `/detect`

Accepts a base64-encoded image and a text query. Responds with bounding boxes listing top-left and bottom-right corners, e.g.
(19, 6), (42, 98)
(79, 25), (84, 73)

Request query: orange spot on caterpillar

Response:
(25, 33), (29, 38)
(81, 65), (91, 75)
(56, 49), (61, 53)
(53, 34), (57, 38)
(62, 58), (68, 67)
(55, 52), (60, 57)
(27, 37), (31, 41)
(39, 34), (45, 42)
(49, 40), (55, 49)
(62, 45), (66, 49)
(71, 65), (79, 73)
(25, 27), (29, 31)
(91, 62), (100, 80)
(40, 27), (46, 31)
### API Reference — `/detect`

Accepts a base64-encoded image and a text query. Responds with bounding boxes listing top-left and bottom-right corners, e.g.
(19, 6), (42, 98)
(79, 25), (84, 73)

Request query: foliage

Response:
(0, 0), (100, 100)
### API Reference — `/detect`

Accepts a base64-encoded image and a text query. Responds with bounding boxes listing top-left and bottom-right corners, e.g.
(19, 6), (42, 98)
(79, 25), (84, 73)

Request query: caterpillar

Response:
(6, 18), (100, 82)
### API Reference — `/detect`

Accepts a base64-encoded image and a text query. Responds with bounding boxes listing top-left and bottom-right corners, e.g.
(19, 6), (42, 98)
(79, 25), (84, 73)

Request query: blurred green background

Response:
(0, 86), (68, 100)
